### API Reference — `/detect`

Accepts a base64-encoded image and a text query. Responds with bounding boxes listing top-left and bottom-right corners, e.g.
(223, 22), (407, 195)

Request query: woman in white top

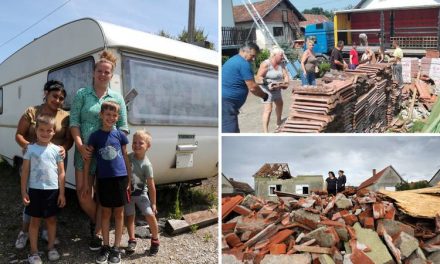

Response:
(256, 46), (289, 133)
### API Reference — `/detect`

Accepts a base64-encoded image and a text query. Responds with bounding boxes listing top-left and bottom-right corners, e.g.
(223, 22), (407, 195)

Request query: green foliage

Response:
(157, 30), (174, 39)
(409, 120), (426, 133)
(222, 56), (230, 65)
(318, 62), (331, 77)
(302, 7), (333, 20)
(203, 232), (213, 242)
(190, 224), (199, 233)
(255, 49), (270, 68)
(178, 28), (214, 50)
(396, 180), (430, 191)
(170, 184), (182, 219)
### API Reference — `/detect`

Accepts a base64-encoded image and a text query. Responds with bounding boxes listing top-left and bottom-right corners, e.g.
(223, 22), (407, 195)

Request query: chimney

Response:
(373, 169), (376, 176)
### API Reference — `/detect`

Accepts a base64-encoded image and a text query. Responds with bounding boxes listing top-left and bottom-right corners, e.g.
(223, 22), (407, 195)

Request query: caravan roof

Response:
(0, 18), (218, 86)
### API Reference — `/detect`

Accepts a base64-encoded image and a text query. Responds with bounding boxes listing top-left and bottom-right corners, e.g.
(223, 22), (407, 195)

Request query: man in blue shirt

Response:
(222, 42), (268, 133)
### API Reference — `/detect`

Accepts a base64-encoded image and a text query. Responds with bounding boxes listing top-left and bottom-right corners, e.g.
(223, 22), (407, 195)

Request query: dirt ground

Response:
(238, 81), (298, 133)
(0, 162), (218, 264)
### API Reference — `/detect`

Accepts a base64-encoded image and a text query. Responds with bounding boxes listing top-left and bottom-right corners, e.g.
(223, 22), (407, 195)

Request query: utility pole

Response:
(188, 0), (196, 44)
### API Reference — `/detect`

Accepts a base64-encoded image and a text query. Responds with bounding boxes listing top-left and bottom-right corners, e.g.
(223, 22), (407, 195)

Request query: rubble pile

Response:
(222, 189), (440, 264)
(280, 63), (398, 133)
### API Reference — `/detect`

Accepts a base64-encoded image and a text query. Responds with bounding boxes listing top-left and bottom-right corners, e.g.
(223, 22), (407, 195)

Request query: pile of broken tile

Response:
(222, 190), (440, 264)
(280, 63), (398, 133)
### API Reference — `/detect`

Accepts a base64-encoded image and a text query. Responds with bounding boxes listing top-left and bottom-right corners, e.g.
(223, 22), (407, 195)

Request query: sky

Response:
(232, 0), (361, 11)
(0, 0), (218, 63)
(222, 136), (440, 188)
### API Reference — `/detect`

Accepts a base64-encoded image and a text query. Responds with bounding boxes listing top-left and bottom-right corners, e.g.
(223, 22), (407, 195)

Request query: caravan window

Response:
(122, 55), (218, 126)
(0, 88), (2, 114)
(48, 57), (94, 110)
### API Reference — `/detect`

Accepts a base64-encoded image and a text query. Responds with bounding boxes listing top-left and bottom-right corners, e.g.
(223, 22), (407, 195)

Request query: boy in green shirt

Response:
(124, 130), (159, 256)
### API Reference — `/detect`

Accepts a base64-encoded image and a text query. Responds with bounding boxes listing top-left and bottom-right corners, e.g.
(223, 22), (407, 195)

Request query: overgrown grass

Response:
(157, 183), (218, 219)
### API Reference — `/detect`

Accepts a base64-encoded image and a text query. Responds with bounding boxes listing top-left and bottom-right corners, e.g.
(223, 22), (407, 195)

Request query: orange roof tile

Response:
(358, 166), (389, 189)
(233, 0), (305, 23)
(299, 14), (330, 28)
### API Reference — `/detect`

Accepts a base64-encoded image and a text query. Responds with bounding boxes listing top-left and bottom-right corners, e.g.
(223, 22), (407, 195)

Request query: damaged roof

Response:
(233, 0), (306, 23)
(229, 178), (255, 194)
(253, 163), (292, 179)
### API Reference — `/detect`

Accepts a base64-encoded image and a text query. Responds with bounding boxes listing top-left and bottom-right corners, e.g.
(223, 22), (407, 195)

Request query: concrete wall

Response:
(255, 175), (324, 201)
(222, 176), (234, 194)
(368, 170), (403, 191)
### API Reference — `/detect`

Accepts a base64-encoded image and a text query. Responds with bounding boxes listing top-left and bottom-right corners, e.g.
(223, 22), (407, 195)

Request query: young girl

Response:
(84, 101), (131, 264)
(124, 130), (160, 256)
(21, 115), (65, 264)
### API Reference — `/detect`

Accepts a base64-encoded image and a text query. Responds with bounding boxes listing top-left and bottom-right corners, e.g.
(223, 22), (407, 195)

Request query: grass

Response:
(203, 232), (213, 242)
(156, 181), (218, 219)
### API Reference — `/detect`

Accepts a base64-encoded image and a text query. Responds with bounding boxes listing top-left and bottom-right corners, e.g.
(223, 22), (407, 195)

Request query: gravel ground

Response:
(0, 163), (218, 264)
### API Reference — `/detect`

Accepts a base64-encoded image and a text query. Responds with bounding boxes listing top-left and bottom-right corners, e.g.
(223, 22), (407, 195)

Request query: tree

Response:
(303, 7), (333, 20)
(178, 27), (215, 50)
(157, 30), (174, 39)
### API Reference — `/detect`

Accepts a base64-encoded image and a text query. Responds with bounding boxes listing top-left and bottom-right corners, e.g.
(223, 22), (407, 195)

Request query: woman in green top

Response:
(70, 51), (128, 250)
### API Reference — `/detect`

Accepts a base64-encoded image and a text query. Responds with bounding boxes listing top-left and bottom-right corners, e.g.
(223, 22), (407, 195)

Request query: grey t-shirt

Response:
(129, 152), (153, 196)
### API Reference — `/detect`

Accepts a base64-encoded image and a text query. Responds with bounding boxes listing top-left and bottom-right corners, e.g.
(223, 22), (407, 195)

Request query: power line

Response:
(0, 0), (72, 48)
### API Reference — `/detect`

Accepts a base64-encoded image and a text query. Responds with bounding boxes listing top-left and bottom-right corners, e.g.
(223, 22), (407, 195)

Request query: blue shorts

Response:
(222, 99), (240, 133)
(25, 188), (60, 218)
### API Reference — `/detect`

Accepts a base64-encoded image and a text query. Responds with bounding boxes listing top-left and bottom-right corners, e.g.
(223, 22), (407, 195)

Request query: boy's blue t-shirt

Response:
(24, 143), (62, 190)
(88, 129), (129, 179)
(222, 54), (254, 108)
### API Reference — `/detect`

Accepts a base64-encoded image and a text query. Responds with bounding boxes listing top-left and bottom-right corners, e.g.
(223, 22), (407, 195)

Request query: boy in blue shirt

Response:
(84, 101), (131, 264)
(21, 115), (65, 264)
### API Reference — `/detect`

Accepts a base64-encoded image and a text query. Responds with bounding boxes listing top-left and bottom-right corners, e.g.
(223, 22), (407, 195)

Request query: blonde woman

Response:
(301, 40), (318, 85)
(256, 46), (289, 133)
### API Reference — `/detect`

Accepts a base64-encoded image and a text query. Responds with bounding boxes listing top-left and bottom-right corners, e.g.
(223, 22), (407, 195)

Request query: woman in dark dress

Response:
(326, 171), (338, 196)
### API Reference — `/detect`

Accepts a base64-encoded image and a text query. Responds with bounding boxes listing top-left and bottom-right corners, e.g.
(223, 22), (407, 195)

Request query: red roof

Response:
(233, 0), (305, 23)
(358, 166), (389, 189)
(299, 14), (330, 28)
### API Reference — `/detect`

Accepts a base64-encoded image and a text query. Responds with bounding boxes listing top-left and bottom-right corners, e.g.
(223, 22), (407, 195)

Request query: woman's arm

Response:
(16, 115), (31, 151)
(301, 51), (309, 75)
(71, 127), (92, 160)
(57, 160), (66, 208)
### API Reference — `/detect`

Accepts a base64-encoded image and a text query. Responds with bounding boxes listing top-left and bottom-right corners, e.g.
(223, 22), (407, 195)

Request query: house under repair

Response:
(358, 165), (405, 191)
(253, 163), (323, 201)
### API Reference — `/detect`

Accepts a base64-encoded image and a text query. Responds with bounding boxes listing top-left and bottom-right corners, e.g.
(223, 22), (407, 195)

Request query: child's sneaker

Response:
(108, 247), (122, 264)
(126, 239), (137, 253)
(41, 229), (60, 245)
(15, 230), (28, 249)
(89, 235), (103, 251)
(28, 253), (42, 264)
(96, 245), (111, 264)
(148, 238), (160, 256)
(48, 248), (60, 261)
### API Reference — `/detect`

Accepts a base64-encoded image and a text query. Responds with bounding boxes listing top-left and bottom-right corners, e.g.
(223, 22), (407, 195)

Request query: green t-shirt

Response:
(129, 152), (153, 196)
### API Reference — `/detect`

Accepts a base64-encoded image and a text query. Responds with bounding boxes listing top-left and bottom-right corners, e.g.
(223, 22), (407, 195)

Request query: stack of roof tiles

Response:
(280, 63), (398, 133)
(222, 190), (440, 264)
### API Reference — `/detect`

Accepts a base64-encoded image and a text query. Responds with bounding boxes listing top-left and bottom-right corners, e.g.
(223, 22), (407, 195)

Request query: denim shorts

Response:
(124, 191), (154, 216)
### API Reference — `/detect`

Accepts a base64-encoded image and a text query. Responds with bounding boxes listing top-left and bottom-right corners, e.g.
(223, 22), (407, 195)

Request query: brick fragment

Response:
(343, 214), (358, 226)
(225, 233), (243, 248)
(364, 217), (375, 230)
(373, 202), (386, 219)
(233, 205), (252, 216)
(269, 243), (287, 254)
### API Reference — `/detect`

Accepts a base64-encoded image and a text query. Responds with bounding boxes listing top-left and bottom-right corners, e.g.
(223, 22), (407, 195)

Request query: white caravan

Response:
(0, 18), (218, 189)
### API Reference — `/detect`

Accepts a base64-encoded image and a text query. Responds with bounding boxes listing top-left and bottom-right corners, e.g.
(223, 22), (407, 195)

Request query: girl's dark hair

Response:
(328, 171), (335, 177)
(44, 80), (66, 98)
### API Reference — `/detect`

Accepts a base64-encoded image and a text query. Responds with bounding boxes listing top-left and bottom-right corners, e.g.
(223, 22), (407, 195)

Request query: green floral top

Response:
(70, 87), (128, 171)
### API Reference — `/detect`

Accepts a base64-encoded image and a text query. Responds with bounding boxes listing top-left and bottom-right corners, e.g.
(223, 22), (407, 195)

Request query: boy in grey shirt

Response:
(124, 131), (159, 255)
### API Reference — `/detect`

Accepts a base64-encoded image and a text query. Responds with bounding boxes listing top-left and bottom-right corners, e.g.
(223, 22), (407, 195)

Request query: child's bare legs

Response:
(125, 215), (136, 240)
(113, 207), (124, 247)
(145, 214), (159, 239)
(101, 207), (112, 246)
(45, 216), (56, 249)
(29, 217), (41, 254)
